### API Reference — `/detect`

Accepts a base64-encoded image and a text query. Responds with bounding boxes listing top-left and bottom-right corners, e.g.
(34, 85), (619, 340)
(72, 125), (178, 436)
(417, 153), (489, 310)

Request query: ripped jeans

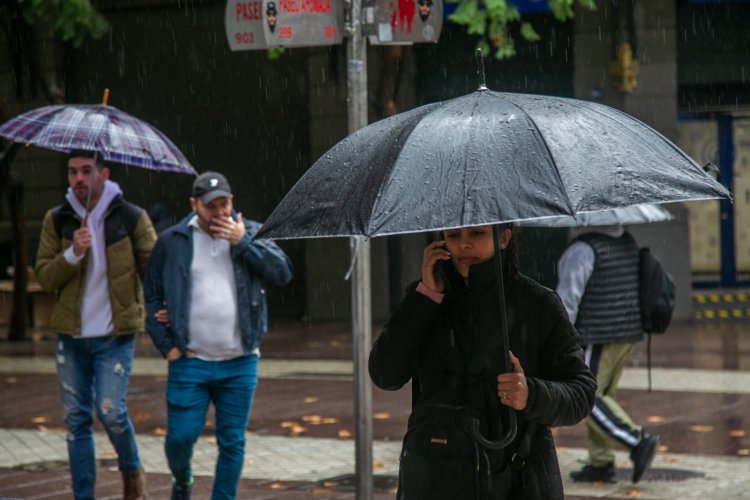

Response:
(55, 333), (141, 500)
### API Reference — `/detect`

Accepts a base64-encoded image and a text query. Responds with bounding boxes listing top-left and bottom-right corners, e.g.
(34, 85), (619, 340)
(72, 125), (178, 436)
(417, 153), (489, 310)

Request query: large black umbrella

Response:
(256, 92), (727, 239)
(256, 81), (730, 449)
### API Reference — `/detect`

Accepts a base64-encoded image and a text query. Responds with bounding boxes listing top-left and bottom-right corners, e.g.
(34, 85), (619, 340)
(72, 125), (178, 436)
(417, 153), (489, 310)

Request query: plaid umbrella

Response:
(0, 103), (196, 175)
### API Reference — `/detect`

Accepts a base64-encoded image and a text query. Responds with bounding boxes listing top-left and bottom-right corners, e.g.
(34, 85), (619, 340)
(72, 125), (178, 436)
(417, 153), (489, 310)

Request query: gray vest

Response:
(575, 232), (643, 345)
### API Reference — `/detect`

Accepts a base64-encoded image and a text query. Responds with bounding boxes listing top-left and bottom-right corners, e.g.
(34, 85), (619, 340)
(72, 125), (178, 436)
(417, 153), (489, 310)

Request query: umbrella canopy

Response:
(256, 90), (728, 240)
(521, 203), (673, 228)
(0, 103), (196, 175)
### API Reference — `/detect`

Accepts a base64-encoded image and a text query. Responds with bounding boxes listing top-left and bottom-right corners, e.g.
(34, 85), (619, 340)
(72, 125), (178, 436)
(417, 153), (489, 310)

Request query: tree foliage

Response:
(447, 0), (596, 59)
(20, 0), (109, 47)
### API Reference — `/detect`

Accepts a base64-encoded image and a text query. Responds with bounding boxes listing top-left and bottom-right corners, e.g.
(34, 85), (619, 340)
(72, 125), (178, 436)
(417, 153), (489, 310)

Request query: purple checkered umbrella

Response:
(0, 103), (196, 175)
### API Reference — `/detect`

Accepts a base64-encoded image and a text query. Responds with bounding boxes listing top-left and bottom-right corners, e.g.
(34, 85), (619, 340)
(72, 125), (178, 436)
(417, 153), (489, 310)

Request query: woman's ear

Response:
(499, 228), (512, 250)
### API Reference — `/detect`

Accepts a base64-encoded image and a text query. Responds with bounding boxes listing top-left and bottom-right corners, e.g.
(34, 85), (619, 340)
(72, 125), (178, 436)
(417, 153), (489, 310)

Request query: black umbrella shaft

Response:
(475, 224), (516, 450)
(493, 225), (511, 375)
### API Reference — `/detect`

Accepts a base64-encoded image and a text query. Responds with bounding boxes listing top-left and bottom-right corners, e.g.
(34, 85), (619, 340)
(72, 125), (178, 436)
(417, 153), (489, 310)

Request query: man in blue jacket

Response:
(144, 171), (292, 500)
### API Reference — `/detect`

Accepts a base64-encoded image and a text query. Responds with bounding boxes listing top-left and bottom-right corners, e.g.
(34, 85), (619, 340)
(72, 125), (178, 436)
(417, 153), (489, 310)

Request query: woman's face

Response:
(444, 225), (511, 278)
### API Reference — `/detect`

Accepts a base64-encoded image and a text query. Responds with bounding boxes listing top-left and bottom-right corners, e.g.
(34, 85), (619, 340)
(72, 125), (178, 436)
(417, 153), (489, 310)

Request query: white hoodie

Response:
(63, 180), (123, 337)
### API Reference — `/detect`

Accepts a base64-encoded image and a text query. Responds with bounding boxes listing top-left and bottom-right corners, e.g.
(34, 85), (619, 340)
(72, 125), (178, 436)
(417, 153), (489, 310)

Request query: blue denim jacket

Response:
(144, 212), (292, 357)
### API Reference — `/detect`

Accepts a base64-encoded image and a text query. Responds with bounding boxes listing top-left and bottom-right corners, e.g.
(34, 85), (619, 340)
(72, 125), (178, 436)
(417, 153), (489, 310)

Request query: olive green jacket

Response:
(35, 196), (157, 336)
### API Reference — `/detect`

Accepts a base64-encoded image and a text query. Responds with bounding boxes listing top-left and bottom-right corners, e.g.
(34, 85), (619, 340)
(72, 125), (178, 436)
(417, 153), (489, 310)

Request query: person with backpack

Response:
(558, 226), (661, 484)
(369, 224), (596, 499)
(35, 150), (156, 500)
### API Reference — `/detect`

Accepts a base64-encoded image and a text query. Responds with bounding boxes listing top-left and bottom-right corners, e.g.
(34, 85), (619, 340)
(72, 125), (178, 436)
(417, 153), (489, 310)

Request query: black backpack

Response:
(639, 247), (676, 334)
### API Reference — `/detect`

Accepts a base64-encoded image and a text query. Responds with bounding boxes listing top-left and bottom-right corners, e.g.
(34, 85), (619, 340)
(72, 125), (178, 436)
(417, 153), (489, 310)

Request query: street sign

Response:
(262, 0), (344, 47)
(225, 0), (344, 50)
(366, 0), (443, 44)
(225, 0), (270, 51)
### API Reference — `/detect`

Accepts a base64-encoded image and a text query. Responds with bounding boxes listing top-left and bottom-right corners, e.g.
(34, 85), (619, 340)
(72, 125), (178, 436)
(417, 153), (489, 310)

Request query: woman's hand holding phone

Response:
(422, 240), (451, 292)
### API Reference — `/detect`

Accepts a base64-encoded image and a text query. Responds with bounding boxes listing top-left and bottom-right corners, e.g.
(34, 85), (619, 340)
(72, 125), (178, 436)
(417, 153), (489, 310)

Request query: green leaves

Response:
(449, 0), (488, 36)
(21, 0), (109, 47)
(448, 0), (596, 59)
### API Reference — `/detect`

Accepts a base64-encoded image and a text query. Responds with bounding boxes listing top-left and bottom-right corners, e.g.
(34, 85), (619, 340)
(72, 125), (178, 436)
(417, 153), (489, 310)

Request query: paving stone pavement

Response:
(2, 319), (750, 498)
(2, 427), (750, 499)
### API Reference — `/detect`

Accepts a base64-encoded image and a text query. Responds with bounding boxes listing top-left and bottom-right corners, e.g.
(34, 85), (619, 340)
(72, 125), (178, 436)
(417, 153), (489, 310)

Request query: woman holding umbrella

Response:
(369, 223), (596, 499)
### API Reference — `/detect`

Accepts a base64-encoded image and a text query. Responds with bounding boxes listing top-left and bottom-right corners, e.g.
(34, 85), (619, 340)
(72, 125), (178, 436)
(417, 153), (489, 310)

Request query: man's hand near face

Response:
(210, 212), (245, 245)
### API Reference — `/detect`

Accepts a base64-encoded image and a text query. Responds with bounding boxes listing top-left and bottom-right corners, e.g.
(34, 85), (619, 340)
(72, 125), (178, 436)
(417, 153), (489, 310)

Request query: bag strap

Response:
(510, 421), (537, 483)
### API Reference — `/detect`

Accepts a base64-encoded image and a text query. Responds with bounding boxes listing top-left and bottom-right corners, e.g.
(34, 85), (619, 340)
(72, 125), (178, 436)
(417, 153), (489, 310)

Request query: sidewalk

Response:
(1, 319), (749, 498)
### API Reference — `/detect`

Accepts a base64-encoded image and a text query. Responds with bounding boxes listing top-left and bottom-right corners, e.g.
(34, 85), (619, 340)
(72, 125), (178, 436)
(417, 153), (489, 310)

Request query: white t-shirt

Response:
(186, 216), (244, 360)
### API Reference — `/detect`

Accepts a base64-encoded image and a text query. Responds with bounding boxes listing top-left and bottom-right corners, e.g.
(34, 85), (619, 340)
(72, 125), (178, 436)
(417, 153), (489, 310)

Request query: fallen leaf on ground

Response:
(729, 430), (746, 437)
(31, 416), (49, 424)
(5, 377), (18, 384)
(289, 424), (306, 436)
(151, 427), (167, 436)
(646, 415), (665, 423)
(130, 410), (149, 423)
(269, 482), (285, 489)
(373, 412), (391, 420)
(657, 444), (670, 453)
(338, 429), (351, 438)
(281, 421), (296, 428)
(373, 462), (384, 470)
(737, 449), (749, 456)
(622, 489), (642, 498)
(662, 455), (680, 464)
(302, 415), (322, 424)
(304, 397), (319, 403)
(38, 425), (64, 433)
(322, 417), (339, 424)
(689, 425), (714, 433)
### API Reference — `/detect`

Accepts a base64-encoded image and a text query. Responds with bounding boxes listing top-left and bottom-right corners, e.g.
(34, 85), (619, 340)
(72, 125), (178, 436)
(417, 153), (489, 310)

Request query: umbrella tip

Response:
(102, 88), (110, 106)
(475, 49), (488, 92)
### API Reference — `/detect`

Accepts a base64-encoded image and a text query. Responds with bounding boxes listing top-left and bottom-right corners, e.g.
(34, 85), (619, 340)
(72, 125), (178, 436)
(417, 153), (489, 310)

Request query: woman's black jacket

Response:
(369, 261), (597, 499)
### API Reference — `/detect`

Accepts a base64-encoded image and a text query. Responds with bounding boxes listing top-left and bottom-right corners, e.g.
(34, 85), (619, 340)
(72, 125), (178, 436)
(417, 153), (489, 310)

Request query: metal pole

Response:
(346, 0), (373, 498)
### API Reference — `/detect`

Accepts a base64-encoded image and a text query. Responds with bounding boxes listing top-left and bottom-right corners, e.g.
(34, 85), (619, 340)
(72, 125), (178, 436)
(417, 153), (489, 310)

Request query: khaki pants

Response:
(584, 342), (641, 467)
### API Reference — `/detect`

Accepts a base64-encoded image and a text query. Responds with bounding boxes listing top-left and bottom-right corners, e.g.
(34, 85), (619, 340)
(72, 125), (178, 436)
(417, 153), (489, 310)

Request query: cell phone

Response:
(435, 257), (451, 290)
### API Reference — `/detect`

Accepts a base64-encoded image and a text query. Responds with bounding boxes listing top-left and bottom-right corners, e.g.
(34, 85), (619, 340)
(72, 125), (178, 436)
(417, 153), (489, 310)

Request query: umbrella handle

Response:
(102, 88), (110, 106)
(470, 412), (517, 449)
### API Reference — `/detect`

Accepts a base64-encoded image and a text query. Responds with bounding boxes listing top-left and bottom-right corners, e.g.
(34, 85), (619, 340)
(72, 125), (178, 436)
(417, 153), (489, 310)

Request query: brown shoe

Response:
(123, 466), (147, 500)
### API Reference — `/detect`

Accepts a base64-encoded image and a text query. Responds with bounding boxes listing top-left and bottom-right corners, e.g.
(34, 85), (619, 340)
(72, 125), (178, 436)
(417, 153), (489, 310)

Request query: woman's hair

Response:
(498, 223), (520, 278)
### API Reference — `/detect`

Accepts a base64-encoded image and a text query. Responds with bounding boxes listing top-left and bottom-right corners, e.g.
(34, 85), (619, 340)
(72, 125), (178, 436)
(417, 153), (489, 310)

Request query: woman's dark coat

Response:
(369, 260), (597, 499)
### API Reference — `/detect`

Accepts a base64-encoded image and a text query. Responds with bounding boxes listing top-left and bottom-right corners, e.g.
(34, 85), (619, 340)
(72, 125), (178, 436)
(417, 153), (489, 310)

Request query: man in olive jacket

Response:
(35, 150), (156, 500)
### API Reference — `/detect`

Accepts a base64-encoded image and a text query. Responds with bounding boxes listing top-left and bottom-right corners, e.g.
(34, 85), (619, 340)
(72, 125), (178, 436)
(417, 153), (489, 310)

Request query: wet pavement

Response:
(0, 317), (749, 499)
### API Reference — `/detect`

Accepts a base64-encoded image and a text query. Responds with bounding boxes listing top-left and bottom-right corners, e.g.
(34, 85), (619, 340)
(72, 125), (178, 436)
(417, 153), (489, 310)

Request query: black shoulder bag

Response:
(396, 337), (537, 499)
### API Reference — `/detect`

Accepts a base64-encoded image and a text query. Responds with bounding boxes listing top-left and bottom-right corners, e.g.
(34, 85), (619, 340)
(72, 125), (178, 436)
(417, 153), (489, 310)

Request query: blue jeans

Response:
(165, 354), (258, 500)
(55, 334), (141, 500)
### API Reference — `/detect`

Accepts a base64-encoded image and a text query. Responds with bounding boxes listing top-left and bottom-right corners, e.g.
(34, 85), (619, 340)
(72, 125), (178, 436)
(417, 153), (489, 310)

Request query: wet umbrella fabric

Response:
(521, 203), (673, 228)
(256, 90), (728, 240)
(0, 104), (196, 175)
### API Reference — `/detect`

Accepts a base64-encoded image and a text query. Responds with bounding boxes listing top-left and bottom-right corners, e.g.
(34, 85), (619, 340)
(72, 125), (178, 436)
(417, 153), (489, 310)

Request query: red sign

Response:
(262, 0), (343, 47)
(225, 0), (269, 50)
(368, 0), (443, 44)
